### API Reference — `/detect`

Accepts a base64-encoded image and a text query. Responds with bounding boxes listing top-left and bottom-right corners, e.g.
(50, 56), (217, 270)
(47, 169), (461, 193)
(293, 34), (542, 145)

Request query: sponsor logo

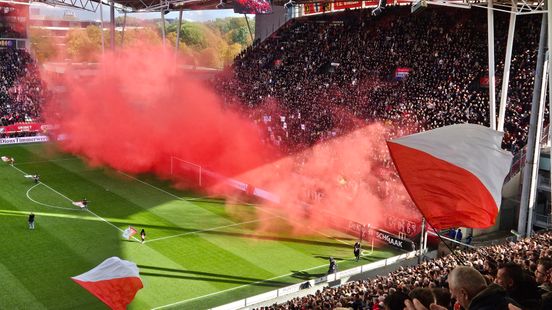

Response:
(375, 231), (404, 248)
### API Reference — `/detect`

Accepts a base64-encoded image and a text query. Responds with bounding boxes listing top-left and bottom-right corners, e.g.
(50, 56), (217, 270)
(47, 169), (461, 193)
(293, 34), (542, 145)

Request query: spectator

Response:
(536, 258), (552, 295)
(448, 266), (515, 310)
(383, 291), (409, 310)
(456, 229), (463, 243)
(408, 288), (435, 309)
(0, 48), (46, 138)
(495, 263), (541, 309)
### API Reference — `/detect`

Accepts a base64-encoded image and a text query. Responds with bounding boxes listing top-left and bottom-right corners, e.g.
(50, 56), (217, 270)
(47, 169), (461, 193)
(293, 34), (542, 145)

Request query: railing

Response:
(534, 213), (552, 227)
(504, 125), (550, 184)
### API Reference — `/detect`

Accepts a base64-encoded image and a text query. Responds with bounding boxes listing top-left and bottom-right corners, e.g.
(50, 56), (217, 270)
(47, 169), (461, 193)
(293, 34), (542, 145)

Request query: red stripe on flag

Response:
(72, 277), (143, 310)
(387, 141), (498, 229)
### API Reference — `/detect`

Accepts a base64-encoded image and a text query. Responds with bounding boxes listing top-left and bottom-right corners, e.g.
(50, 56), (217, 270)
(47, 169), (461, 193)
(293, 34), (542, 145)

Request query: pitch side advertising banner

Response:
(0, 135), (49, 145)
(347, 219), (415, 251)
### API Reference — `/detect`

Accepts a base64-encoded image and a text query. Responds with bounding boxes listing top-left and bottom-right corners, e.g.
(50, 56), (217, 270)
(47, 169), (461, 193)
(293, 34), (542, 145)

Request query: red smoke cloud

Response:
(235, 124), (417, 234)
(44, 45), (419, 235)
(44, 47), (279, 182)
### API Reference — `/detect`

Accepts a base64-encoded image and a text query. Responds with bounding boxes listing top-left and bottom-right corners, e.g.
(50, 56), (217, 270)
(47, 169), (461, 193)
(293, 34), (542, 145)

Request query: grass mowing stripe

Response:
(145, 216), (280, 244)
(11, 163), (141, 242)
(257, 206), (355, 247)
(151, 252), (372, 310)
(15, 157), (79, 165)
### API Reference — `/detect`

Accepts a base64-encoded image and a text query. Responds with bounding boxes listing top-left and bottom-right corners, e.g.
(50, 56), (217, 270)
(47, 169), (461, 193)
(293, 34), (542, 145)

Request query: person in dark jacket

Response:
(449, 266), (518, 310)
(495, 263), (542, 310)
(405, 267), (520, 310)
(354, 241), (361, 262)
(140, 229), (146, 244)
(327, 257), (336, 274)
(28, 212), (35, 230)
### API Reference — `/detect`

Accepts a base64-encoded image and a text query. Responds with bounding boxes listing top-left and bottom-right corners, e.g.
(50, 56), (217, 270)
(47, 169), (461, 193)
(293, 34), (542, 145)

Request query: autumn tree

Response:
(28, 28), (58, 63)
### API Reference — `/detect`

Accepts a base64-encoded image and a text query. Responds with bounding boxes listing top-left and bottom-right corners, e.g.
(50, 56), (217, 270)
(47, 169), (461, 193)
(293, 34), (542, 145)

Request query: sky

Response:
(30, 2), (243, 22)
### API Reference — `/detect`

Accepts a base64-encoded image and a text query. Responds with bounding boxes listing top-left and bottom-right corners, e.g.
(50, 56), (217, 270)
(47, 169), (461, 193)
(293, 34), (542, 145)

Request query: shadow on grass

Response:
(290, 270), (327, 280)
(313, 255), (346, 261)
(119, 220), (355, 249)
(138, 265), (292, 287)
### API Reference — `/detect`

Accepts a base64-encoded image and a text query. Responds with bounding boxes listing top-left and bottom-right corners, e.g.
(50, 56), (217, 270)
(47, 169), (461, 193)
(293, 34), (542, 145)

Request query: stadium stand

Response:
(254, 231), (552, 309)
(0, 48), (46, 137)
(215, 7), (543, 155)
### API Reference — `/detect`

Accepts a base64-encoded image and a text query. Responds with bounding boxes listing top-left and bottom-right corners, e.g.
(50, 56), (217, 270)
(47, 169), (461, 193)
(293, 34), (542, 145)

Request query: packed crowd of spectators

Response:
(0, 48), (46, 136)
(256, 231), (552, 310)
(215, 7), (543, 155)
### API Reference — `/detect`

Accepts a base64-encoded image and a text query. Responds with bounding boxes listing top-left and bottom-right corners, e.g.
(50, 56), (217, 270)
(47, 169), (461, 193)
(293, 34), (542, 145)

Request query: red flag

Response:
(387, 124), (513, 229)
(71, 257), (143, 310)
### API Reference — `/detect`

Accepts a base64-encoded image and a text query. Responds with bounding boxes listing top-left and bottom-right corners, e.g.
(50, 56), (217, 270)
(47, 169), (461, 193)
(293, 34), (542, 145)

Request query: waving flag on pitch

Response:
(387, 124), (513, 229)
(122, 226), (137, 240)
(71, 257), (143, 310)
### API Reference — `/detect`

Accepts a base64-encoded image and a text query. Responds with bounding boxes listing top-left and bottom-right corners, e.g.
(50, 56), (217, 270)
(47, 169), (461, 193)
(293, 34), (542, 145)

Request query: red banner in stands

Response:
(479, 76), (489, 88)
(333, 1), (362, 9)
(364, 0), (379, 6)
(395, 67), (412, 80)
(0, 123), (46, 134)
(303, 2), (331, 14)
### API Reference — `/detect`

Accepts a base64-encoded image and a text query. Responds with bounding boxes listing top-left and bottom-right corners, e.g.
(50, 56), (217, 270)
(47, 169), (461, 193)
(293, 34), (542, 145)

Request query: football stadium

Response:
(2, 0), (552, 309)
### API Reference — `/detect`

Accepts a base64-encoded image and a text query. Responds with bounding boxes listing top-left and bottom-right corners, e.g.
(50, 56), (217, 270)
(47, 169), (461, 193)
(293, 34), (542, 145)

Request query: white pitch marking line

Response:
(26, 183), (81, 211)
(144, 216), (279, 244)
(11, 164), (140, 242)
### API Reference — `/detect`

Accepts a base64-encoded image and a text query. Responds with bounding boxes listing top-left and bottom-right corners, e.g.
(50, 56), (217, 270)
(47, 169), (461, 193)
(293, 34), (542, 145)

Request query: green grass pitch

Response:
(0, 143), (399, 310)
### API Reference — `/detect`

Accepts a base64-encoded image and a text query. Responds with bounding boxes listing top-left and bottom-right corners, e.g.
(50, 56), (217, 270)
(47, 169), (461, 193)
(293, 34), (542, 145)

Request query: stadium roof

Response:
(4, 0), (546, 14)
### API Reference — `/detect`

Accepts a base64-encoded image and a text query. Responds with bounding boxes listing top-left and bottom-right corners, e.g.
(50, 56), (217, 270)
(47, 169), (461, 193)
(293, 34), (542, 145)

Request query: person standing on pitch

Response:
(354, 241), (361, 262)
(328, 257), (337, 274)
(33, 174), (40, 184)
(140, 229), (146, 244)
(28, 212), (35, 230)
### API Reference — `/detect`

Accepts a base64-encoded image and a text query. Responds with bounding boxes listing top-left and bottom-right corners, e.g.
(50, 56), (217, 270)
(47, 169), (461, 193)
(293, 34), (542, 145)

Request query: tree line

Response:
(29, 16), (254, 68)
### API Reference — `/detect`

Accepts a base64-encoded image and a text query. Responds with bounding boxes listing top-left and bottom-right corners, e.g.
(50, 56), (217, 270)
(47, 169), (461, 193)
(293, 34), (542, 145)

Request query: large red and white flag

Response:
(71, 257), (143, 310)
(387, 124), (513, 229)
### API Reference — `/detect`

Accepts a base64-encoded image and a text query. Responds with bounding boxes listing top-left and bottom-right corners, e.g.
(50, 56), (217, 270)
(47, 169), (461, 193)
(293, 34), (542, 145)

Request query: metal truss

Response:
(470, 0), (546, 15)
(38, 0), (101, 12)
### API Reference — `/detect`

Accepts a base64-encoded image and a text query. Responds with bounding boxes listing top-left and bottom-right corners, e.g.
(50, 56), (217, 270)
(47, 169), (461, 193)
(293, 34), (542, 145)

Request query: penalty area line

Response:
(144, 215), (280, 244)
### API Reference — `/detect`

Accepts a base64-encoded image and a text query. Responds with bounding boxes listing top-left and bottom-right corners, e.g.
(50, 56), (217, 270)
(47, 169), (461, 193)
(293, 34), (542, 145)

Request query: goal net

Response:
(170, 156), (203, 187)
